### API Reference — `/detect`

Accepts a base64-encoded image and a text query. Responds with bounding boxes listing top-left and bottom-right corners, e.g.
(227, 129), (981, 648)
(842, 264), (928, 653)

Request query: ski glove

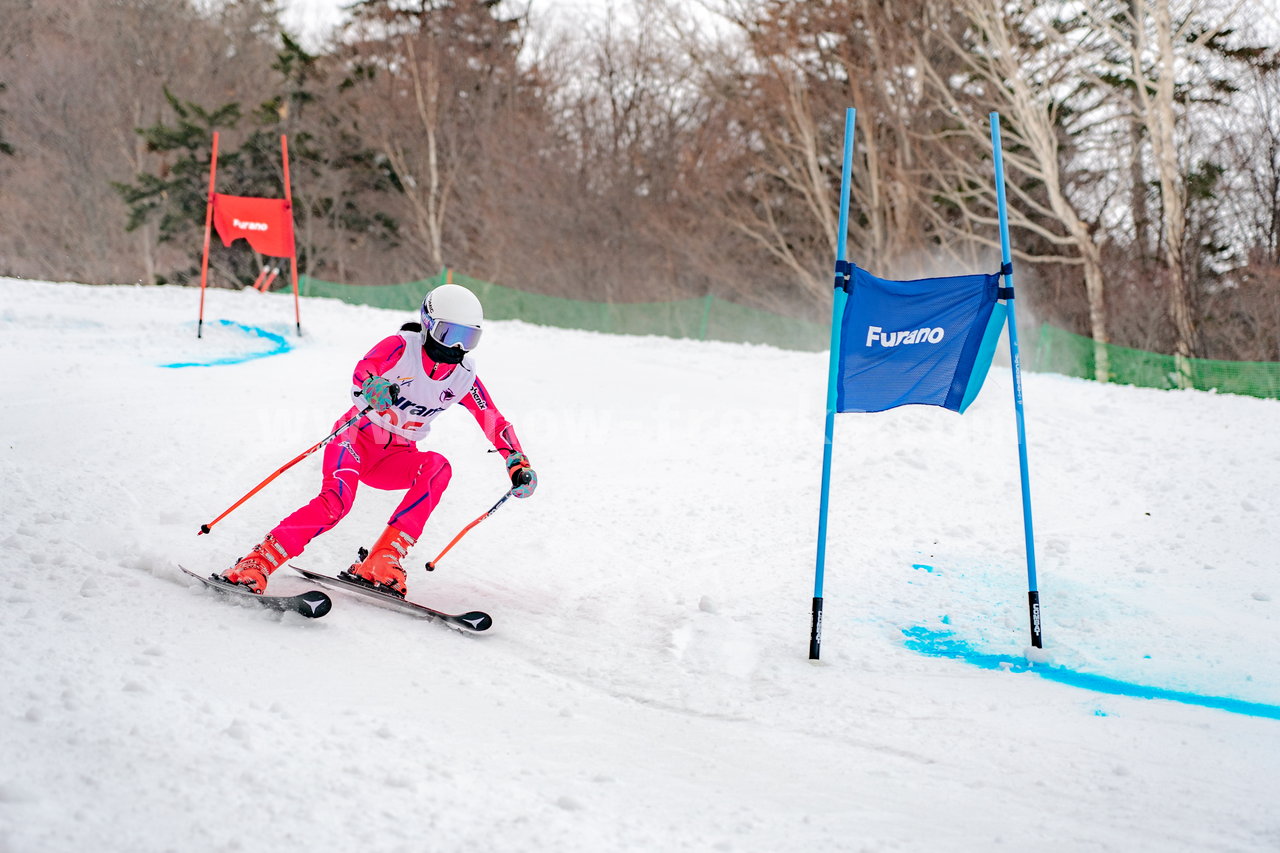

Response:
(360, 375), (400, 413)
(506, 452), (537, 499)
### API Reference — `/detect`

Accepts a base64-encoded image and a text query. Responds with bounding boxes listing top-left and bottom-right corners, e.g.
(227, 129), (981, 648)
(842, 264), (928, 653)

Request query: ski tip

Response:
(457, 611), (493, 632)
(297, 590), (333, 618)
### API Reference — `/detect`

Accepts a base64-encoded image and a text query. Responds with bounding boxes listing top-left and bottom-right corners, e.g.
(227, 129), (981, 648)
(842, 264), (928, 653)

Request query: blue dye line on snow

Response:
(160, 320), (291, 368)
(902, 626), (1280, 721)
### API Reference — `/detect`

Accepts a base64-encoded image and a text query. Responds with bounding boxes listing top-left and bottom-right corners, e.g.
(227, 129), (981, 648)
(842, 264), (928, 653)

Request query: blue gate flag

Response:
(835, 263), (1008, 414)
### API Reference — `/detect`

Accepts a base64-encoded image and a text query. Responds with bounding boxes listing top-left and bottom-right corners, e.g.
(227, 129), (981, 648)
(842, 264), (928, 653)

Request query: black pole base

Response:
(1028, 590), (1043, 648)
(809, 596), (824, 660)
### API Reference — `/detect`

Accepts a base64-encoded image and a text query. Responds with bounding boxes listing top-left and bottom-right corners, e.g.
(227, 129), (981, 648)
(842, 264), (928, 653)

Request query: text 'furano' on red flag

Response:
(211, 194), (295, 259)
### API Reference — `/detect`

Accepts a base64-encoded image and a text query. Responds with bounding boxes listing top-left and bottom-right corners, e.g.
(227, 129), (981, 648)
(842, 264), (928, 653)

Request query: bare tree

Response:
(0, 0), (279, 283)
(921, 0), (1119, 380)
(336, 1), (535, 278)
(1079, 0), (1249, 370)
(1223, 45), (1280, 266)
(686, 0), (959, 308)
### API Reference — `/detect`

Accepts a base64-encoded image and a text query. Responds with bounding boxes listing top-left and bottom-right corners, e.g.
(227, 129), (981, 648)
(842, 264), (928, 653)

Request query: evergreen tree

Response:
(113, 91), (245, 284)
(115, 35), (399, 286)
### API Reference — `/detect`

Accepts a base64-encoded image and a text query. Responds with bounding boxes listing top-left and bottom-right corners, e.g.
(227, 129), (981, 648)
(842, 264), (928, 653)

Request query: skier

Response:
(219, 283), (536, 597)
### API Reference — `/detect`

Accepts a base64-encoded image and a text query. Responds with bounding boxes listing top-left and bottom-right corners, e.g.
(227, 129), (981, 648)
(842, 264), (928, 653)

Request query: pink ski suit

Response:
(268, 329), (523, 557)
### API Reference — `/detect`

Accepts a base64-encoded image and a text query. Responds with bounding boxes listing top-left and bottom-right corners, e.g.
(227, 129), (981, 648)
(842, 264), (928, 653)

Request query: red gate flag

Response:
(211, 194), (295, 258)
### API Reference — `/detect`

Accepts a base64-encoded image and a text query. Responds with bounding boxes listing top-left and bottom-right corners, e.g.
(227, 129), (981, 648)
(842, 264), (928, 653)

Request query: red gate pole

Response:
(197, 132), (220, 339)
(281, 134), (302, 336)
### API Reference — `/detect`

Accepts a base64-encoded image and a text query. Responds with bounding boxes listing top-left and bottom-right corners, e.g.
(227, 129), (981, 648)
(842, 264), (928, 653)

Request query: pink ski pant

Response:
(269, 415), (451, 557)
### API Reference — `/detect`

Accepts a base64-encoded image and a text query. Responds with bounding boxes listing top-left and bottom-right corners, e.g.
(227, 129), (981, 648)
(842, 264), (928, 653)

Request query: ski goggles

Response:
(425, 317), (483, 352)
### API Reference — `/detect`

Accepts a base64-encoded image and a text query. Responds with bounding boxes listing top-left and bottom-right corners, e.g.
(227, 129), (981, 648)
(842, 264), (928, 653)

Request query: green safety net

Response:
(1034, 323), (1280, 400)
(300, 270), (828, 352)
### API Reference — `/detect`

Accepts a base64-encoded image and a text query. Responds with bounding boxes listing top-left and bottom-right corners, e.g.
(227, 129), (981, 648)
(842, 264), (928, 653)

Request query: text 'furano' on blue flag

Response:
(836, 264), (1008, 414)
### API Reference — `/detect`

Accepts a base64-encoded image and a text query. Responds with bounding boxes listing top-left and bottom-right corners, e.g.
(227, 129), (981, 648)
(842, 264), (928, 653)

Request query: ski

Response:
(179, 565), (332, 619)
(289, 565), (492, 632)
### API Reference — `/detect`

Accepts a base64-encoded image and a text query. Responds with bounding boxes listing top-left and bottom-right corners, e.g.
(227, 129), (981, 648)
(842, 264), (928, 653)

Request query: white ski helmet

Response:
(420, 283), (483, 353)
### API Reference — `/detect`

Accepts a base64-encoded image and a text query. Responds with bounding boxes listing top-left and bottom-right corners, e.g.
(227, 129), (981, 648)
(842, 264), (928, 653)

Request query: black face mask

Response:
(423, 330), (466, 364)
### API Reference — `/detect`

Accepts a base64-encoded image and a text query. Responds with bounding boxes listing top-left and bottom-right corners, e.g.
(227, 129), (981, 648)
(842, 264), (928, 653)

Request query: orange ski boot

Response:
(220, 533), (290, 594)
(344, 526), (416, 598)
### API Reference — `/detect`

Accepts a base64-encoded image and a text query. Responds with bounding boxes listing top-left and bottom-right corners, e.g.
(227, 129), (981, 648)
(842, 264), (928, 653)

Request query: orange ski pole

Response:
(198, 405), (373, 535)
(425, 490), (514, 571)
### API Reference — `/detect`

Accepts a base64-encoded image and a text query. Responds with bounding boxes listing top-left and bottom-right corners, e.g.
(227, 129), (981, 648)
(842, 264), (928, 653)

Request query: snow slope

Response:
(1, 278), (1277, 852)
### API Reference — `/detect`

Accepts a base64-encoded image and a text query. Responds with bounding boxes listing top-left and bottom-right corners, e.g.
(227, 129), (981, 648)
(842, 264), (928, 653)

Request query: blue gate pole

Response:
(990, 112), (1043, 649)
(810, 107), (856, 660)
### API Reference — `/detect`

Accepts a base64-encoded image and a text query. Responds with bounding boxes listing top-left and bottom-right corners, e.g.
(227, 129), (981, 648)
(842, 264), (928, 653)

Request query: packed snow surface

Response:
(1, 279), (1277, 852)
